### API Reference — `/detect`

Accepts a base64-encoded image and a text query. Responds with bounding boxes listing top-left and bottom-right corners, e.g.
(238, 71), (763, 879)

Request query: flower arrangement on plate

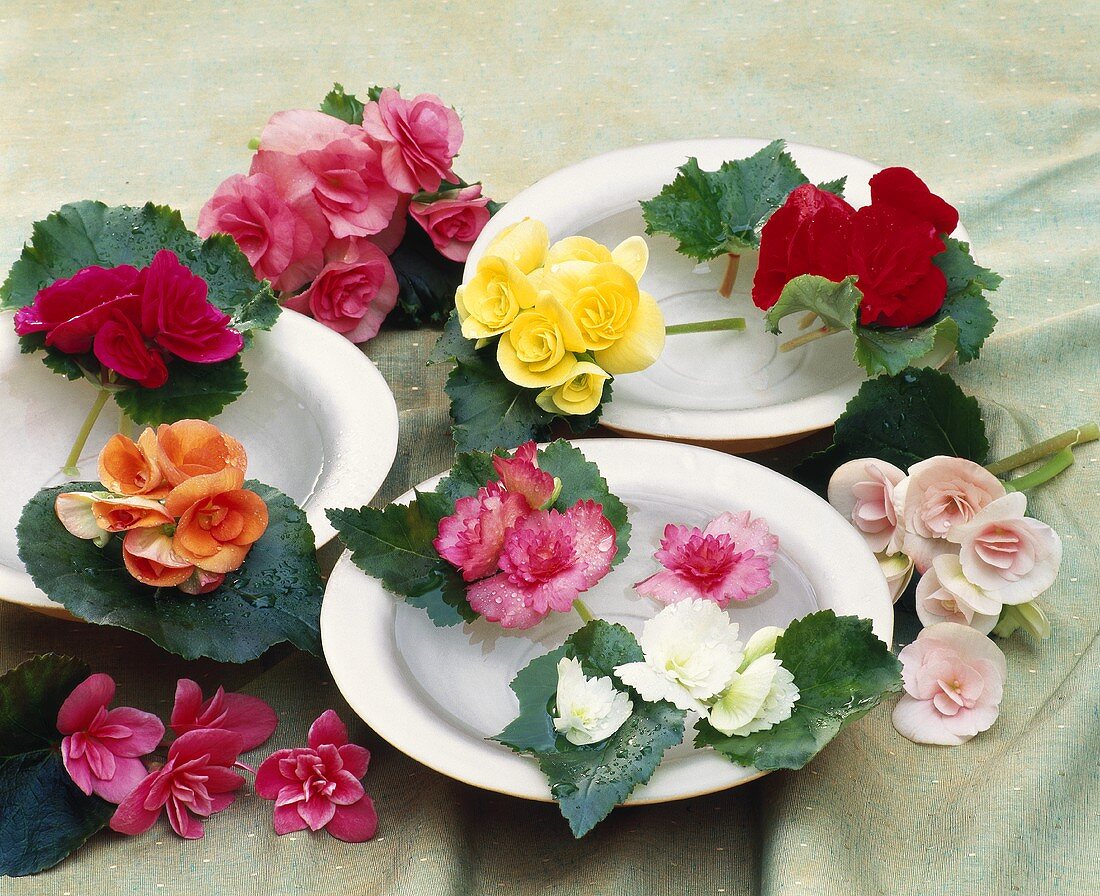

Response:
(200, 83), (500, 342)
(1, 204), (280, 475)
(329, 440), (901, 836)
(15, 420), (324, 662)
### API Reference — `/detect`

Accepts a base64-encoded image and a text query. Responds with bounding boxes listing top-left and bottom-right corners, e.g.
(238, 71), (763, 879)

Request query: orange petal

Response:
(123, 528), (194, 587)
(171, 489), (269, 573)
(91, 495), (174, 533)
(156, 419), (248, 487)
(98, 431), (169, 498)
(164, 466), (247, 518)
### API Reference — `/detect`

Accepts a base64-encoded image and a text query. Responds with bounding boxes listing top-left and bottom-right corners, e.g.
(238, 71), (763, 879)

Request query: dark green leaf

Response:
(0, 655), (115, 876)
(930, 237), (1000, 363)
(817, 176), (848, 196)
(695, 611), (901, 770)
(384, 217), (463, 328)
(435, 448), (500, 506)
(18, 483), (323, 662)
(113, 356), (248, 424)
(445, 354), (556, 453)
(640, 140), (812, 259)
(494, 645), (568, 754)
(17, 333), (87, 380)
(428, 310), (478, 365)
(764, 274), (860, 335)
(319, 82), (365, 125)
(934, 236), (1003, 296)
(366, 85), (386, 102)
(853, 315), (959, 376)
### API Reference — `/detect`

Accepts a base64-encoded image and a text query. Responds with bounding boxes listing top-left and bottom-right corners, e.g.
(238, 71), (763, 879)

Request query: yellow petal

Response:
(535, 361), (610, 416)
(537, 291), (587, 354)
(611, 236), (649, 281)
(484, 218), (549, 274)
(539, 259), (596, 307)
(592, 290), (666, 374)
(458, 256), (537, 340)
(547, 236), (612, 267)
(498, 339), (579, 388)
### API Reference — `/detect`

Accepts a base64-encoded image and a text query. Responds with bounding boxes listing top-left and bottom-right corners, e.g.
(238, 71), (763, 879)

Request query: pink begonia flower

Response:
(915, 554), (1001, 635)
(409, 183), (492, 262)
(635, 511), (778, 608)
(255, 710), (377, 843)
(827, 458), (906, 554)
(110, 728), (246, 840)
(258, 109), (350, 155)
(365, 193), (409, 255)
(363, 88), (463, 193)
(892, 622), (1006, 746)
(893, 456), (1006, 574)
(282, 238), (399, 343)
(467, 501), (616, 629)
(56, 673), (165, 804)
(197, 172), (328, 293)
(945, 492), (1062, 605)
(170, 679), (278, 751)
(434, 481), (533, 582)
(492, 441), (558, 509)
(92, 312), (168, 388)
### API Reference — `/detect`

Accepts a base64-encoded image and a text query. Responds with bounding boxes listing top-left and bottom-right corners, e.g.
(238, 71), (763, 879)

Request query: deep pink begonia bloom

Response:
(56, 673), (165, 804)
(491, 441), (558, 510)
(434, 481), (533, 582)
(363, 88), (463, 193)
(635, 511), (778, 608)
(255, 710), (377, 843)
(92, 312), (169, 388)
(110, 728), (246, 840)
(170, 678), (278, 752)
(409, 183), (491, 262)
(466, 501), (616, 629)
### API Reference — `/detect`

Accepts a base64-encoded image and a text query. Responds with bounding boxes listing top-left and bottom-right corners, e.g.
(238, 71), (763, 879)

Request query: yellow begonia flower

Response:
(483, 218), (549, 274)
(456, 256), (537, 340)
(536, 361), (610, 416)
(610, 235), (649, 281)
(496, 294), (586, 388)
(547, 236), (613, 267)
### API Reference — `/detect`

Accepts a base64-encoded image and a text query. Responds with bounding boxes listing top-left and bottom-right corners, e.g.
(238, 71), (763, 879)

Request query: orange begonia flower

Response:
(98, 430), (170, 498)
(156, 419), (248, 489)
(166, 474), (269, 574)
(90, 495), (175, 533)
(122, 528), (194, 588)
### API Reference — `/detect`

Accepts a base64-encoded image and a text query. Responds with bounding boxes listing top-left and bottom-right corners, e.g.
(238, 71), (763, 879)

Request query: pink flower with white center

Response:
(255, 710), (377, 843)
(915, 554), (1001, 635)
(56, 673), (165, 803)
(893, 456), (1006, 574)
(363, 88), (463, 193)
(110, 728), (245, 839)
(434, 481), (533, 582)
(892, 622), (1006, 746)
(634, 511), (778, 608)
(827, 458), (906, 554)
(492, 441), (558, 509)
(170, 678), (278, 752)
(945, 492), (1062, 605)
(466, 501), (617, 629)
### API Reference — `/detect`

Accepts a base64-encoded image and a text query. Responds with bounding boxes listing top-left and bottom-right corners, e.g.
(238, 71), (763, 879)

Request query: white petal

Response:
(54, 492), (107, 540)
(707, 655), (779, 735)
(740, 626), (784, 669)
(614, 662), (704, 712)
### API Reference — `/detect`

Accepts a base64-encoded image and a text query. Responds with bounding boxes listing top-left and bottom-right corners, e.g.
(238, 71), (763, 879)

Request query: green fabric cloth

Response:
(2, 0), (1097, 893)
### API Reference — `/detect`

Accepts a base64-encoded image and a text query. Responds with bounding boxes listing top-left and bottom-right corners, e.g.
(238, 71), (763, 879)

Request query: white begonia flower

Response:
(614, 599), (743, 712)
(551, 657), (633, 746)
(740, 626), (784, 666)
(707, 626), (800, 737)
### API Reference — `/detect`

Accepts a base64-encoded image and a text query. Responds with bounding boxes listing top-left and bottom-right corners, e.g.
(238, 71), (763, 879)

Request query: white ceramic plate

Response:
(465, 138), (969, 450)
(321, 439), (893, 804)
(0, 309), (398, 614)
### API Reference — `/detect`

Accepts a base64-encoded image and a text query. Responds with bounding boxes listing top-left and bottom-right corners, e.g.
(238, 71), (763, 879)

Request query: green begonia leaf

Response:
(319, 83), (365, 125)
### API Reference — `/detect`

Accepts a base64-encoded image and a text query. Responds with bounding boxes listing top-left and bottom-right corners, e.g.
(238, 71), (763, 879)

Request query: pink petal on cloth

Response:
(299, 793), (338, 831)
(326, 770), (366, 806)
(326, 796), (379, 843)
(308, 709), (349, 750)
(337, 743), (370, 779)
(166, 798), (205, 840)
(273, 803), (310, 835)
(61, 739), (95, 795)
(109, 772), (164, 835)
(93, 756), (150, 804)
(57, 673), (115, 734)
(168, 728), (245, 768)
(169, 678), (204, 730)
(171, 679), (277, 751)
(466, 573), (547, 629)
(255, 749), (295, 799)
(101, 706), (165, 756)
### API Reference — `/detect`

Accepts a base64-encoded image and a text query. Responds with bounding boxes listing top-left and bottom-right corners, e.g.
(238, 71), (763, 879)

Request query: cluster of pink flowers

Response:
(13, 249), (242, 387)
(634, 511), (778, 607)
(199, 87), (493, 342)
(56, 672), (376, 843)
(433, 442), (618, 629)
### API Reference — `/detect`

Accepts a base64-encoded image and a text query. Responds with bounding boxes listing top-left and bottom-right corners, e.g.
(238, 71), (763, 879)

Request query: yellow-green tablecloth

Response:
(2, 1), (1097, 893)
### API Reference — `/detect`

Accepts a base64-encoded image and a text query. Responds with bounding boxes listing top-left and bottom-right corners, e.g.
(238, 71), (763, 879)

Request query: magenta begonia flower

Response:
(492, 441), (558, 509)
(255, 710), (377, 843)
(56, 673), (165, 804)
(170, 678), (278, 752)
(635, 511), (779, 607)
(110, 729), (246, 839)
(434, 481), (533, 582)
(466, 500), (617, 629)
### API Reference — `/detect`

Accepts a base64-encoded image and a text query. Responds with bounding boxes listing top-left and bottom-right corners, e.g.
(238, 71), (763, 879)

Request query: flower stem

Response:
(573, 599), (595, 625)
(665, 317), (746, 336)
(985, 422), (1099, 476)
(62, 388), (111, 477)
(717, 253), (740, 298)
(1003, 447), (1074, 493)
(233, 760), (257, 775)
(778, 326), (842, 353)
(798, 311), (819, 331)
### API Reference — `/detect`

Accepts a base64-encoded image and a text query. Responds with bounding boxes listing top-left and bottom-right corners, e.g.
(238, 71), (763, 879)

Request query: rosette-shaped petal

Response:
(552, 657), (633, 746)
(434, 481), (533, 582)
(98, 429), (170, 498)
(92, 313), (169, 387)
(166, 471), (269, 574)
(828, 458), (907, 554)
(869, 167), (959, 236)
(155, 419), (248, 490)
(491, 442), (558, 510)
(536, 362), (610, 417)
(362, 88), (462, 194)
(915, 554), (1001, 634)
(496, 295), (585, 389)
(122, 528), (195, 588)
(455, 255), (537, 340)
(89, 494), (174, 533)
(707, 649), (799, 737)
(481, 218), (549, 274)
(409, 183), (491, 263)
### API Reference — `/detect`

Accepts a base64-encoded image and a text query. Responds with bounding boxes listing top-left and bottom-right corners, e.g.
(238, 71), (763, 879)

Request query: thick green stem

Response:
(573, 599), (595, 625)
(1003, 447), (1074, 493)
(985, 423), (1099, 476)
(779, 326), (842, 353)
(62, 388), (111, 477)
(666, 317), (746, 336)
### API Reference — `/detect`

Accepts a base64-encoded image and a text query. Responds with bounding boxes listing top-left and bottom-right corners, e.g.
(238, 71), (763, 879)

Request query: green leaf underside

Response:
(854, 315), (959, 377)
(113, 355), (248, 424)
(0, 655), (114, 876)
(319, 83), (365, 125)
(640, 139), (820, 259)
(695, 611), (902, 771)
(764, 274), (860, 334)
(930, 237), (1000, 363)
(494, 621), (686, 838)
(17, 483), (323, 662)
(795, 367), (989, 492)
(384, 217), (463, 328)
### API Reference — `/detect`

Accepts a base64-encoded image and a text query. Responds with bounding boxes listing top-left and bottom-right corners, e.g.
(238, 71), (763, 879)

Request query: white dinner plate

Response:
(321, 439), (893, 804)
(465, 138), (969, 451)
(0, 309), (398, 615)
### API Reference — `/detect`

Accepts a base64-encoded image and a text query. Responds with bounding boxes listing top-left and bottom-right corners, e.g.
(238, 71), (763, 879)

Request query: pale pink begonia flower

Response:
(492, 441), (558, 510)
(827, 458), (906, 554)
(945, 491), (1062, 605)
(170, 679), (278, 752)
(362, 88), (463, 194)
(634, 511), (778, 608)
(893, 456), (1006, 573)
(434, 481), (533, 582)
(915, 554), (1000, 634)
(56, 673), (165, 803)
(110, 729), (245, 839)
(466, 501), (617, 629)
(255, 710), (377, 843)
(892, 622), (1006, 746)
